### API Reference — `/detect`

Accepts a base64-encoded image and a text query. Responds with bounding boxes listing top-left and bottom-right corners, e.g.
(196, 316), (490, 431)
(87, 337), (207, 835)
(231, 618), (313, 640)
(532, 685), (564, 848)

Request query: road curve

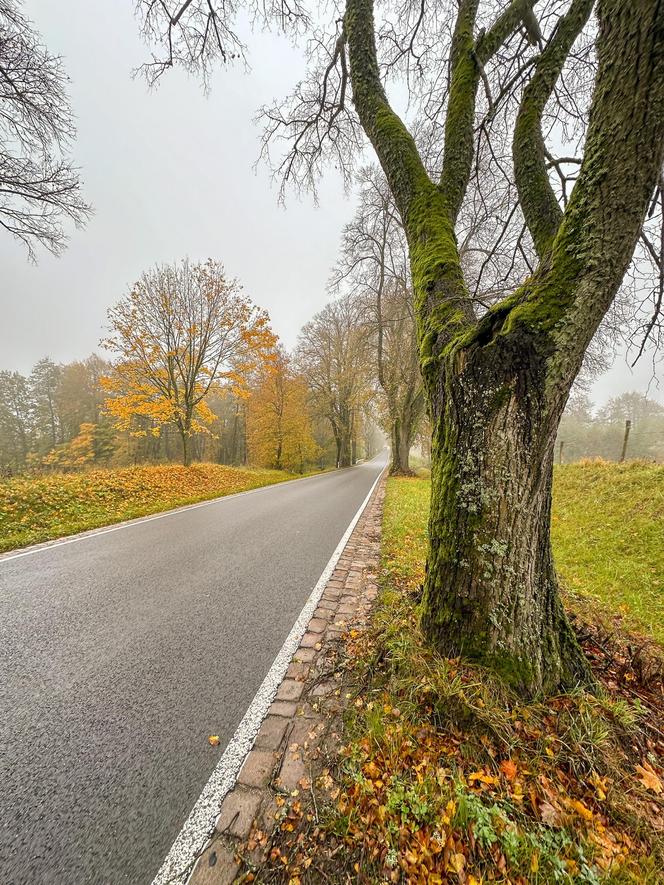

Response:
(0, 454), (387, 885)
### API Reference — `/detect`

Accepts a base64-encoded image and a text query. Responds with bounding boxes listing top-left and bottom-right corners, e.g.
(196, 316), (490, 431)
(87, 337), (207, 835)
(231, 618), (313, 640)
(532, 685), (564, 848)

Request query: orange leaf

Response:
(500, 759), (517, 781)
(636, 761), (663, 794)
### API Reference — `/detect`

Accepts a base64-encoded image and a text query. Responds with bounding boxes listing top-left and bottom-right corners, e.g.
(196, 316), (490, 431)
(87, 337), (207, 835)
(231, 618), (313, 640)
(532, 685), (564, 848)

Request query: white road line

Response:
(150, 464), (385, 885)
(0, 468), (344, 564)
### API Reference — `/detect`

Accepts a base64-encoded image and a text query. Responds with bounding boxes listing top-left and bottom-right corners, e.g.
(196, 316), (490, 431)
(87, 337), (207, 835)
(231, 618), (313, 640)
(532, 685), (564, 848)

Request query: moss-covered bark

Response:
(345, 0), (664, 695)
(513, 0), (594, 258)
(421, 333), (592, 694)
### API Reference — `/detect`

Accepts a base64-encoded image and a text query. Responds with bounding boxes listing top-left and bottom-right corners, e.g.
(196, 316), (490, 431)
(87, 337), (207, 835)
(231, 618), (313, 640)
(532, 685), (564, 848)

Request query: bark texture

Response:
(420, 340), (588, 690)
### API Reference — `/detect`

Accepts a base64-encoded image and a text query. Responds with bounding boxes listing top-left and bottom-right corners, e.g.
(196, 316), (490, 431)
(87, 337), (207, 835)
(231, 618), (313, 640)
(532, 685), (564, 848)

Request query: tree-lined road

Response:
(0, 454), (386, 885)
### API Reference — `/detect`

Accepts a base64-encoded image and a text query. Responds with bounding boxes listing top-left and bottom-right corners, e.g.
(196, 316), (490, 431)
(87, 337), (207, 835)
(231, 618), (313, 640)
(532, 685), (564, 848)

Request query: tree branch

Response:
(513, 0), (594, 258)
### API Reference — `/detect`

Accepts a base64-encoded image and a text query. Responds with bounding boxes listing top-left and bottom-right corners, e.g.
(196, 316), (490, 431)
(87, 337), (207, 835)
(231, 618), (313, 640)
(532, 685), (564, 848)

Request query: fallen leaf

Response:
(447, 852), (466, 874)
(636, 761), (663, 794)
(500, 759), (517, 781)
(569, 799), (593, 821)
(208, 735), (220, 747)
(539, 800), (564, 827)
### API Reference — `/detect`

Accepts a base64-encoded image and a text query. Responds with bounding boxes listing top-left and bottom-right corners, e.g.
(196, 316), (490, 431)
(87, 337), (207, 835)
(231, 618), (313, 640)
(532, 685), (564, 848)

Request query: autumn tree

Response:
(137, 1), (664, 694)
(102, 259), (275, 466)
(0, 354), (116, 472)
(334, 166), (423, 474)
(247, 349), (319, 472)
(296, 295), (372, 468)
(0, 1), (90, 258)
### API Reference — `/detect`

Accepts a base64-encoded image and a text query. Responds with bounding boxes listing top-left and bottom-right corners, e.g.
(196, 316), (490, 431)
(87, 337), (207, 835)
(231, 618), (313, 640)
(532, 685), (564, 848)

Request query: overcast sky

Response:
(1, 0), (661, 406)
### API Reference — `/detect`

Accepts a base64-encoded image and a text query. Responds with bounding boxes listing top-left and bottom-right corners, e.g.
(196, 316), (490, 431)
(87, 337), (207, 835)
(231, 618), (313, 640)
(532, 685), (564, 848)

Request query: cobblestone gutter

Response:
(189, 475), (386, 884)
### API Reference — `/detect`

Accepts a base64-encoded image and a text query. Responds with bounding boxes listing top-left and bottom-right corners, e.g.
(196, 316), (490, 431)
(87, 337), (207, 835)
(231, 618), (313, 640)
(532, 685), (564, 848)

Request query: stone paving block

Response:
(288, 716), (322, 746)
(306, 617), (327, 634)
(276, 679), (304, 702)
(259, 794), (282, 834)
(269, 700), (298, 718)
(314, 606), (336, 618)
(237, 749), (275, 788)
(277, 753), (308, 791)
(216, 789), (262, 839)
(255, 715), (289, 750)
(296, 701), (320, 719)
(299, 632), (321, 649)
(190, 842), (240, 885)
(286, 661), (310, 681)
(293, 647), (316, 663)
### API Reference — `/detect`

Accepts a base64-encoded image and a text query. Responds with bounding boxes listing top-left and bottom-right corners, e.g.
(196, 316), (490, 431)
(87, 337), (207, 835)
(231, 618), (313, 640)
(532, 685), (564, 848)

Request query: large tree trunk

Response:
(420, 345), (591, 695)
(343, 0), (664, 696)
(390, 416), (414, 475)
(339, 429), (352, 468)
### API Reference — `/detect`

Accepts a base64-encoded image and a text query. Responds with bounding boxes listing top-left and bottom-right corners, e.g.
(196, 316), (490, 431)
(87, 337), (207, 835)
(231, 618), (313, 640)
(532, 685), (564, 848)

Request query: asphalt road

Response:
(0, 454), (387, 885)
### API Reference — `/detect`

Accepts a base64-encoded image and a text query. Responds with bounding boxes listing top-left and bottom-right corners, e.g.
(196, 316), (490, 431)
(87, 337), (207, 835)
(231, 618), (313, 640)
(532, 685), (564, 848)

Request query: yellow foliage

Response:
(101, 259), (276, 459)
(246, 351), (319, 473)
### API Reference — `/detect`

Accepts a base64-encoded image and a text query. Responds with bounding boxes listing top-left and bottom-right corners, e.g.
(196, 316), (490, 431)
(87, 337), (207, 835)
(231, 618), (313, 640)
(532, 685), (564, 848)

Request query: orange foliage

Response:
(101, 259), (276, 459)
(246, 350), (319, 473)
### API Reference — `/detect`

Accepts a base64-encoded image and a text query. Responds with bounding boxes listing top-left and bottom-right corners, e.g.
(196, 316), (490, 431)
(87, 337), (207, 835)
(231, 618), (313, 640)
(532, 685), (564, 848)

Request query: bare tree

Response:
(0, 1), (90, 258)
(296, 295), (372, 468)
(333, 166), (424, 474)
(135, 0), (664, 695)
(102, 259), (275, 466)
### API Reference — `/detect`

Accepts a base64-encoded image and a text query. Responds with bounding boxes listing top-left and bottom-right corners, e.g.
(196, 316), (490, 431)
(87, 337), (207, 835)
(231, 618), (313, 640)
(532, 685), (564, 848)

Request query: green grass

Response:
(551, 461), (664, 644)
(255, 464), (663, 883)
(382, 461), (664, 645)
(0, 463), (307, 553)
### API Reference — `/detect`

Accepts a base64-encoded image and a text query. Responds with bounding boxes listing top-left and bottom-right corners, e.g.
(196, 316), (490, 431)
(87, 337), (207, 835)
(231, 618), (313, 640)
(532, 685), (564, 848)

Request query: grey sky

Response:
(1, 0), (661, 407)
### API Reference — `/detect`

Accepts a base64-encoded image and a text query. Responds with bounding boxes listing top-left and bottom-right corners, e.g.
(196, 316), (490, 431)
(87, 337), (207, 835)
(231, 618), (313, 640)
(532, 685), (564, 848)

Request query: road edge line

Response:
(150, 463), (386, 885)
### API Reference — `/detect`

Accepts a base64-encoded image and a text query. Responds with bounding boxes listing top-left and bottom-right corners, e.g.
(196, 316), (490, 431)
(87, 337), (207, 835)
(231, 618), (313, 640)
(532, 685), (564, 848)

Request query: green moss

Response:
(440, 0), (481, 222)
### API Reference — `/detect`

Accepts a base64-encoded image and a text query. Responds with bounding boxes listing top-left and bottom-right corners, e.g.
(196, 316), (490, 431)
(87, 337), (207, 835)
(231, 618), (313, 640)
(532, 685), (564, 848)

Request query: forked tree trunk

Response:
(343, 0), (664, 695)
(420, 347), (591, 694)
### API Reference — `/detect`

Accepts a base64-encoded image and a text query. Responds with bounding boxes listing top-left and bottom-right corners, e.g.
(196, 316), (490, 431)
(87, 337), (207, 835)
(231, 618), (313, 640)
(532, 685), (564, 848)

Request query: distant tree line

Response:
(557, 391), (664, 464)
(0, 259), (390, 475)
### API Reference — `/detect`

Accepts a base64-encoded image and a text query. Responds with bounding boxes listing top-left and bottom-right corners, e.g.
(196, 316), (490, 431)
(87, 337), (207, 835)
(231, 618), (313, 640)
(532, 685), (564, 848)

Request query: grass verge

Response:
(0, 463), (306, 553)
(259, 470), (664, 884)
(552, 461), (664, 644)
